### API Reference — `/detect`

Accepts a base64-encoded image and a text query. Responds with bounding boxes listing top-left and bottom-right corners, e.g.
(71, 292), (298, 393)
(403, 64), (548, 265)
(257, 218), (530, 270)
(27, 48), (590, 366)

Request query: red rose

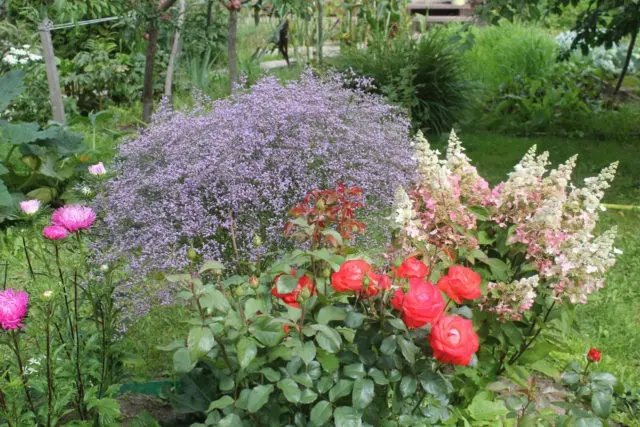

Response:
(587, 347), (601, 363)
(272, 270), (315, 308)
(437, 266), (482, 304)
(283, 325), (291, 334)
(429, 315), (479, 366)
(331, 260), (375, 293)
(390, 289), (404, 310)
(395, 257), (429, 279)
(401, 278), (446, 329)
(363, 273), (391, 297)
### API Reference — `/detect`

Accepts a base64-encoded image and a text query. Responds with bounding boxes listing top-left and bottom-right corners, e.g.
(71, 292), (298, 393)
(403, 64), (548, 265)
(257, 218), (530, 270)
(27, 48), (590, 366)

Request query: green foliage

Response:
(335, 28), (469, 133)
(0, 71), (85, 223)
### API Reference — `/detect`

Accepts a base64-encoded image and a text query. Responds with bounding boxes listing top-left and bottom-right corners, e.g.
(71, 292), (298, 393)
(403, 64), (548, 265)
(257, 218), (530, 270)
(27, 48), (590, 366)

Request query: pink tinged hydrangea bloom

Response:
(51, 205), (96, 232)
(19, 199), (40, 215)
(0, 289), (29, 330)
(43, 225), (69, 240)
(88, 162), (106, 175)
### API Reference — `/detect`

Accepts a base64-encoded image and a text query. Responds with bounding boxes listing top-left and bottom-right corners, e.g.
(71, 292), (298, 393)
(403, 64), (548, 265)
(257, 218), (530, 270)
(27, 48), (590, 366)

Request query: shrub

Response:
(463, 22), (558, 96)
(334, 28), (469, 134)
(97, 72), (416, 320)
(161, 142), (621, 424)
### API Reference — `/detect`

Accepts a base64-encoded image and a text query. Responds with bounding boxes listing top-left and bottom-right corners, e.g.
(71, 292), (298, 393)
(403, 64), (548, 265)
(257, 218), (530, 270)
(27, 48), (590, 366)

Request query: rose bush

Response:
(162, 166), (620, 425)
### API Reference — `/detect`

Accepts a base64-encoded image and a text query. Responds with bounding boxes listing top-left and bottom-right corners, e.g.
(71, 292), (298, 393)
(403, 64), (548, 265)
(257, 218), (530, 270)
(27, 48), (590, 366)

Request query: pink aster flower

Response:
(0, 289), (29, 330)
(88, 162), (106, 175)
(51, 205), (96, 232)
(19, 199), (40, 215)
(43, 225), (69, 240)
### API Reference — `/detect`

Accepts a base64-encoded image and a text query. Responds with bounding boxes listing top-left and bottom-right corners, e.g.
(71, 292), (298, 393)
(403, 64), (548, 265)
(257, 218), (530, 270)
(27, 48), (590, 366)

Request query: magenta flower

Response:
(19, 200), (40, 215)
(0, 289), (29, 330)
(51, 205), (96, 232)
(88, 162), (106, 175)
(43, 225), (69, 240)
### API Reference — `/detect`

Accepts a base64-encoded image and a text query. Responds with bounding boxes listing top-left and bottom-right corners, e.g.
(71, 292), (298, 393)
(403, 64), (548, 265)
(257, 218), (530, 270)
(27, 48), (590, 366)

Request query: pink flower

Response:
(88, 162), (106, 175)
(51, 205), (96, 232)
(19, 199), (40, 215)
(43, 225), (69, 240)
(0, 289), (29, 330)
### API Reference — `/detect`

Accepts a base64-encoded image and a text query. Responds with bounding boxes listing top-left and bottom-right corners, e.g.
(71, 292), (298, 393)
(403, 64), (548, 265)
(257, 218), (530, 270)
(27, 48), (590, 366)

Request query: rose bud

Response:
(587, 347), (601, 363)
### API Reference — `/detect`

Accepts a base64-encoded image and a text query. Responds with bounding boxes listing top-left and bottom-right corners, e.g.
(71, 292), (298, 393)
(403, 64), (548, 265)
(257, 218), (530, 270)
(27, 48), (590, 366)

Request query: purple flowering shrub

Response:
(97, 72), (415, 318)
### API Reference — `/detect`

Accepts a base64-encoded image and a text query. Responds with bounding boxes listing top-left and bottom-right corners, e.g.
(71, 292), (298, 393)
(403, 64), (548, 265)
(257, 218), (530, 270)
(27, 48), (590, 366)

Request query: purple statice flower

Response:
(96, 71), (416, 322)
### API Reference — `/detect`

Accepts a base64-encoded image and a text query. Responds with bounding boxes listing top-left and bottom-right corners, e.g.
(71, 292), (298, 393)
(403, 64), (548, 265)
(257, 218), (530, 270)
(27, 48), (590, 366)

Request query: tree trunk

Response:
(206, 0), (214, 36)
(164, 0), (186, 100)
(227, 8), (239, 90)
(316, 0), (323, 64)
(141, 20), (159, 123)
(613, 27), (639, 97)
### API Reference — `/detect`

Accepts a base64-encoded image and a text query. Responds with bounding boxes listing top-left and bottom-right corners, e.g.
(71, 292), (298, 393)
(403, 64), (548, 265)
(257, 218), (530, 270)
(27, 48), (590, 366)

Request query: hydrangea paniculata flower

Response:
(0, 289), (29, 330)
(393, 131), (619, 319)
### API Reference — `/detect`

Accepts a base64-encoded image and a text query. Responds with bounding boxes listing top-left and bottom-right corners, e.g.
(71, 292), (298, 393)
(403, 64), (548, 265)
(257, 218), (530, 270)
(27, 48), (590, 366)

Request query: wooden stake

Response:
(39, 19), (65, 124)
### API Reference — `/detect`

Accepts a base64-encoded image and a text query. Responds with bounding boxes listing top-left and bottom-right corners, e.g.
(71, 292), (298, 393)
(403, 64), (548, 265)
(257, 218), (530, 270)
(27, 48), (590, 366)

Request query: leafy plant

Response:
(336, 27), (470, 133)
(0, 70), (84, 223)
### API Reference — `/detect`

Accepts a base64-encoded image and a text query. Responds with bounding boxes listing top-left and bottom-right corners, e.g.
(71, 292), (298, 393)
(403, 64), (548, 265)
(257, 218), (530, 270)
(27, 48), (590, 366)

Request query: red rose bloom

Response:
(331, 260), (375, 293)
(272, 270), (315, 308)
(390, 289), (404, 310)
(401, 278), (446, 329)
(395, 257), (429, 279)
(587, 347), (601, 363)
(364, 274), (391, 297)
(437, 266), (482, 304)
(429, 315), (479, 366)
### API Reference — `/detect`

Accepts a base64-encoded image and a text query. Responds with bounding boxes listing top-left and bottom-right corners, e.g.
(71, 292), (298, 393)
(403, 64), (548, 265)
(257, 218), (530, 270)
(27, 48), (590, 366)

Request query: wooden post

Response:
(164, 0), (186, 99)
(39, 19), (65, 124)
(316, 0), (323, 63)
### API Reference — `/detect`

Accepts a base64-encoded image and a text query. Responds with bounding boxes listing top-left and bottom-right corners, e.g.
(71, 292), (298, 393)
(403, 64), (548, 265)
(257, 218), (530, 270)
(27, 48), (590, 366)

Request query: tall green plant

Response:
(336, 28), (469, 134)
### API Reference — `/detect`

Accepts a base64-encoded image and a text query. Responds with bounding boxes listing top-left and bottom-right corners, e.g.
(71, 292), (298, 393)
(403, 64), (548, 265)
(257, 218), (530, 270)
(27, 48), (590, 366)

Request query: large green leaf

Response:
(333, 406), (362, 427)
(247, 384), (274, 413)
(277, 378), (301, 403)
(317, 306), (348, 324)
(0, 122), (40, 145)
(187, 326), (215, 358)
(397, 336), (419, 365)
(590, 390), (612, 418)
(312, 324), (342, 353)
(0, 70), (25, 110)
(207, 395), (234, 411)
(310, 400), (332, 426)
(277, 274), (298, 293)
(237, 337), (258, 369)
(467, 392), (509, 421)
(329, 379), (353, 402)
(300, 340), (316, 364)
(400, 376), (417, 398)
(200, 288), (231, 313)
(0, 181), (14, 208)
(172, 348), (193, 373)
(351, 378), (374, 410)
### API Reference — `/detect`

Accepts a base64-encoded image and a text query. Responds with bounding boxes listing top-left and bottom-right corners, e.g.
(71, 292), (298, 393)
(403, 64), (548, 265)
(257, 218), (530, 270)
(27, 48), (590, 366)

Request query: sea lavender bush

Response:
(97, 71), (415, 319)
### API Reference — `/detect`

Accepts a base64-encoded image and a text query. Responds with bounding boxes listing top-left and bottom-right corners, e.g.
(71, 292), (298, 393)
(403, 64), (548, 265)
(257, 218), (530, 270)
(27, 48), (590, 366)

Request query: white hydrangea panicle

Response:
(567, 161), (618, 214)
(548, 227), (618, 304)
(544, 155), (577, 195)
(482, 275), (540, 321)
(414, 131), (442, 178)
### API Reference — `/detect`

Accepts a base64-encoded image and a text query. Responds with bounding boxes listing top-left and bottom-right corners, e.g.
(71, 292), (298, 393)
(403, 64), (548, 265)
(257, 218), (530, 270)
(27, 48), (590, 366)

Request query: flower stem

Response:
(22, 235), (35, 280)
(73, 270), (87, 420)
(45, 303), (54, 427)
(54, 243), (75, 343)
(10, 331), (36, 414)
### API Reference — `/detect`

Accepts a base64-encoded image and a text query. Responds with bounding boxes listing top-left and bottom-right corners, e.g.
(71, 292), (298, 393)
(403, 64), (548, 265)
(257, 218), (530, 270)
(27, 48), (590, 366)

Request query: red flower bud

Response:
(587, 347), (601, 363)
